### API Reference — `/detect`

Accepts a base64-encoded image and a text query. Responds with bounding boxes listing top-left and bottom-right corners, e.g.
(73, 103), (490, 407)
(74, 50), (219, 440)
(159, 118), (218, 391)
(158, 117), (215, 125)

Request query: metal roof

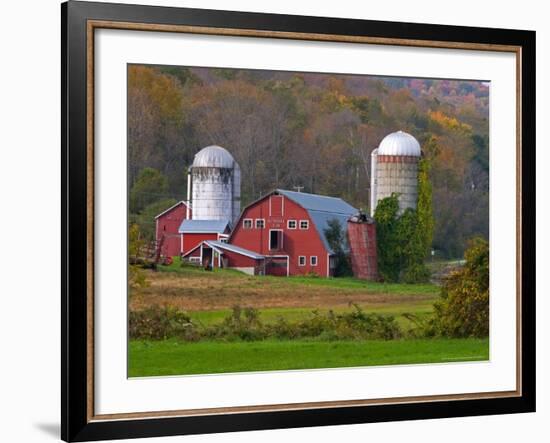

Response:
(377, 131), (421, 157)
(178, 219), (230, 233)
(192, 145), (237, 168)
(205, 240), (265, 260)
(276, 189), (357, 254)
(276, 189), (357, 214)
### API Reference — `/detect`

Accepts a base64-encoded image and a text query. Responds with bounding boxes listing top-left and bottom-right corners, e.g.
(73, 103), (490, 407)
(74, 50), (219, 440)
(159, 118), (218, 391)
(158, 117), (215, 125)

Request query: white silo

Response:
(370, 131), (421, 216)
(188, 145), (241, 224)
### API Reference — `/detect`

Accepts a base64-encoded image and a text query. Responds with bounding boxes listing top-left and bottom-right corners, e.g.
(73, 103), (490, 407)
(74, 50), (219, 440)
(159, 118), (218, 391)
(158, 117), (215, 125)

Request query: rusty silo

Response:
(347, 213), (378, 280)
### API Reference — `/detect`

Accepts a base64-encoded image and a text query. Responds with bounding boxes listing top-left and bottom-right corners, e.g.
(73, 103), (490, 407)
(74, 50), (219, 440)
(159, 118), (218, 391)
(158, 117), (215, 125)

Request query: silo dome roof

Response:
(192, 145), (236, 168)
(378, 131), (421, 157)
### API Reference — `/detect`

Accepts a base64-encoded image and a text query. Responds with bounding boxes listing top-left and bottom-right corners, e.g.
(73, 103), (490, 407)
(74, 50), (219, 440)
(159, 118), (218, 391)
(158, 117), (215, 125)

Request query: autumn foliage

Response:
(128, 65), (489, 258)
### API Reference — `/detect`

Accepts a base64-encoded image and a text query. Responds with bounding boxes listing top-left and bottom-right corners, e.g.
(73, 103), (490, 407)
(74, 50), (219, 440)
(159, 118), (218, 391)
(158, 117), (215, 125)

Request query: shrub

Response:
(129, 305), (199, 341)
(129, 304), (403, 342)
(428, 237), (489, 337)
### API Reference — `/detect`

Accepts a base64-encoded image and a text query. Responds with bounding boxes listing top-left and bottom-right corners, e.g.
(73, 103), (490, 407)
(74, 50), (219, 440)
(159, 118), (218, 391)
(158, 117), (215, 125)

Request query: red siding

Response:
(230, 195), (329, 276)
(182, 233), (218, 255)
(222, 250), (263, 270)
(155, 203), (191, 258)
(347, 220), (378, 280)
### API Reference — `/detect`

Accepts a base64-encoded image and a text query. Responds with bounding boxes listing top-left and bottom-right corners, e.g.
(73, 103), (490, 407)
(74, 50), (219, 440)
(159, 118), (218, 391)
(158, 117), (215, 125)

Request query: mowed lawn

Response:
(129, 338), (489, 377)
(129, 261), (488, 376)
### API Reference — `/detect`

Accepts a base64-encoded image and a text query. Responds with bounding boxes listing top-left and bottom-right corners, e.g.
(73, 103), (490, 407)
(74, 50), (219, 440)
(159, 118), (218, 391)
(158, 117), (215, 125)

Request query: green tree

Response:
(373, 194), (401, 282)
(324, 219), (352, 277)
(430, 237), (489, 337)
(417, 157), (434, 256)
(130, 198), (177, 242)
(395, 209), (431, 283)
(375, 195), (431, 283)
(129, 168), (169, 214)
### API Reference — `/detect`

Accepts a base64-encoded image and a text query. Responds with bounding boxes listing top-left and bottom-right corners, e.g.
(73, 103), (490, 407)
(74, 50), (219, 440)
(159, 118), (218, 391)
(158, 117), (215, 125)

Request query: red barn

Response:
(179, 219), (231, 260)
(228, 189), (357, 277)
(154, 201), (191, 258)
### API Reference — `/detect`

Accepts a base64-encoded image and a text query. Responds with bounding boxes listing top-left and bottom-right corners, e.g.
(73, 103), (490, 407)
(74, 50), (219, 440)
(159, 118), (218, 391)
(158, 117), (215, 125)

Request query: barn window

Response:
(269, 230), (283, 250)
(298, 256), (306, 266)
(299, 220), (309, 230)
(287, 220), (297, 229)
(310, 256), (318, 266)
(243, 219), (253, 229)
(255, 219), (265, 229)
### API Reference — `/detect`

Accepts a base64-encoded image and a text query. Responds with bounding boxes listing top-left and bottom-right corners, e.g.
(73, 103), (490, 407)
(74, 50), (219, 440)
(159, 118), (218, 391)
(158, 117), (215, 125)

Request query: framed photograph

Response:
(62, 1), (535, 441)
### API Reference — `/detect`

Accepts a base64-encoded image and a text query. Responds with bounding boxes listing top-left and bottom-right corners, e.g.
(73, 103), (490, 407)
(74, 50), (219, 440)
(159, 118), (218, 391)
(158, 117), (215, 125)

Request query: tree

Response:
(395, 209), (430, 283)
(430, 237), (489, 337)
(130, 198), (177, 242)
(417, 157), (434, 257)
(129, 168), (169, 214)
(373, 194), (401, 282)
(375, 195), (430, 283)
(324, 219), (352, 277)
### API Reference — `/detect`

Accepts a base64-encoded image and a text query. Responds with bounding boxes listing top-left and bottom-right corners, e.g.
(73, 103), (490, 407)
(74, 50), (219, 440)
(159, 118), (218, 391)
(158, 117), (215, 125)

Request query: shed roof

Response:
(178, 219), (230, 233)
(205, 240), (265, 260)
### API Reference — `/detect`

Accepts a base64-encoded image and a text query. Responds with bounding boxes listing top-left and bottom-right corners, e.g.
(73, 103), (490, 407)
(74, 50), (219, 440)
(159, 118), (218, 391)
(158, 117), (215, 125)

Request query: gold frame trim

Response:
(86, 19), (523, 422)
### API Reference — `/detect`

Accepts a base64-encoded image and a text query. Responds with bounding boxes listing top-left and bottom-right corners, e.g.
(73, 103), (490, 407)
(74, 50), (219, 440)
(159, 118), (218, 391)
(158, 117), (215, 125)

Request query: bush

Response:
(129, 306), (199, 341)
(428, 237), (489, 337)
(129, 304), (402, 342)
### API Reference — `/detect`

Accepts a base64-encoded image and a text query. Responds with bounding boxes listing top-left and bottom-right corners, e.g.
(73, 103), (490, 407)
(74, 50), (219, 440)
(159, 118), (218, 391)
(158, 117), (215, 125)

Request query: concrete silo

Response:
(187, 145), (241, 224)
(370, 131), (421, 216)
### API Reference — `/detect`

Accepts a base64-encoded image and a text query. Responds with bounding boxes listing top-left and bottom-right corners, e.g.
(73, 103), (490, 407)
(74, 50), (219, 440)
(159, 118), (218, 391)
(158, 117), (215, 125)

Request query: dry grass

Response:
(129, 269), (436, 312)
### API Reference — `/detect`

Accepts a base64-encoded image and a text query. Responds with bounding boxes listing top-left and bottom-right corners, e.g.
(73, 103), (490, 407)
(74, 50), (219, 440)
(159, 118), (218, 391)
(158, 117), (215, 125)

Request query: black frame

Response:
(62, 1), (536, 441)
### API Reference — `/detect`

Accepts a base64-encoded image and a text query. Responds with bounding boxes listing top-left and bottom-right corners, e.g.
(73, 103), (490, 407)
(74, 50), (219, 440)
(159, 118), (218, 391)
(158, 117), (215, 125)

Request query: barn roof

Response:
(205, 240), (265, 260)
(275, 189), (357, 255)
(276, 189), (357, 215)
(178, 219), (230, 234)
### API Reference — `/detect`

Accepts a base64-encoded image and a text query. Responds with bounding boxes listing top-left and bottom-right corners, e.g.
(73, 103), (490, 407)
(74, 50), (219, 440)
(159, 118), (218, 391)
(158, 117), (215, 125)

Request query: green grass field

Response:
(129, 261), (488, 377)
(129, 338), (489, 377)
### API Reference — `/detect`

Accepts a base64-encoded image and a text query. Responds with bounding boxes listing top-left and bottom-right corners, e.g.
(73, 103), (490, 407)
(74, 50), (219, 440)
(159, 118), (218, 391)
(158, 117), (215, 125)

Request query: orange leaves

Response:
(128, 65), (183, 122)
(428, 110), (472, 135)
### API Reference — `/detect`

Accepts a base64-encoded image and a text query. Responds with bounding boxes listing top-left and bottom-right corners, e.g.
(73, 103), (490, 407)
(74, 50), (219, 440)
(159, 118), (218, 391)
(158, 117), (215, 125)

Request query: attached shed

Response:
(178, 219), (231, 256)
(183, 240), (267, 275)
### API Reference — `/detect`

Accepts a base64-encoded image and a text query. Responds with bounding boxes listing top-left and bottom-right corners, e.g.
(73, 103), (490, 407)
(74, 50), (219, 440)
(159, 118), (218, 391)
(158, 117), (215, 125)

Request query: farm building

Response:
(155, 131), (422, 279)
(179, 219), (231, 259)
(188, 145), (241, 225)
(182, 240), (268, 275)
(370, 130), (422, 215)
(347, 212), (378, 280)
(154, 201), (192, 258)
(188, 189), (358, 277)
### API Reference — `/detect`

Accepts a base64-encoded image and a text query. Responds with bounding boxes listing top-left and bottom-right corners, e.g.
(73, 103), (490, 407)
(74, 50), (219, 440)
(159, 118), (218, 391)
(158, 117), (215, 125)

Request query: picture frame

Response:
(61, 1), (536, 441)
